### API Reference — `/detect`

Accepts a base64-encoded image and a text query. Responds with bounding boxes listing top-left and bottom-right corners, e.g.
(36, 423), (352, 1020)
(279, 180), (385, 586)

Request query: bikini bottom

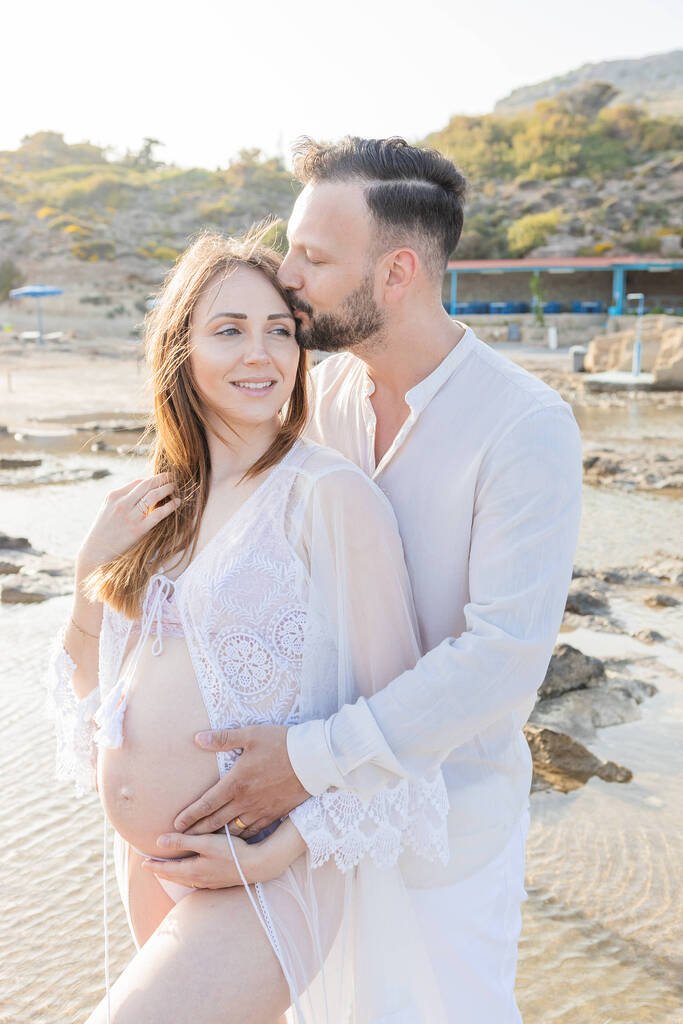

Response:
(113, 830), (194, 950)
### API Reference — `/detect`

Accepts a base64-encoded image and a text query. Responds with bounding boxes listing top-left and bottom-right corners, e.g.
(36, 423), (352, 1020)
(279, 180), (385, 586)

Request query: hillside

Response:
(1, 69), (682, 338)
(494, 49), (683, 120)
(425, 81), (683, 260)
(0, 134), (297, 310)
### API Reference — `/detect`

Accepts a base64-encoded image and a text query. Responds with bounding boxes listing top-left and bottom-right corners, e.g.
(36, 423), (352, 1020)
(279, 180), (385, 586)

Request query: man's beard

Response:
(291, 275), (385, 353)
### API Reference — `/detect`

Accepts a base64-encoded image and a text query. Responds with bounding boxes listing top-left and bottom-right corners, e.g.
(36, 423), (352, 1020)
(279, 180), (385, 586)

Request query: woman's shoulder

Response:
(289, 437), (367, 481)
(288, 439), (398, 523)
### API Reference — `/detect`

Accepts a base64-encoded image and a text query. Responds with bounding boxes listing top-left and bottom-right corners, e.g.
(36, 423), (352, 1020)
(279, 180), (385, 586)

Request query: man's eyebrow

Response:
(206, 311), (295, 323)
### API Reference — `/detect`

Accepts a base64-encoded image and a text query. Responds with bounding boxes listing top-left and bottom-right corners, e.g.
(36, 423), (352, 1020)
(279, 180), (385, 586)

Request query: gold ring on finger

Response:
(233, 816), (248, 831)
(137, 497), (150, 516)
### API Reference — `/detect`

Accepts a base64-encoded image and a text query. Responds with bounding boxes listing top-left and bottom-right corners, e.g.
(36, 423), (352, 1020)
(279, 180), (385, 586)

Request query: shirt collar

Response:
(404, 322), (475, 413)
(358, 322), (475, 412)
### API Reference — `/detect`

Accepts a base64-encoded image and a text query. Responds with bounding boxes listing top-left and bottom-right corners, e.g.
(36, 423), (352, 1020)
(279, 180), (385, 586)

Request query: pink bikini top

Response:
(130, 573), (184, 650)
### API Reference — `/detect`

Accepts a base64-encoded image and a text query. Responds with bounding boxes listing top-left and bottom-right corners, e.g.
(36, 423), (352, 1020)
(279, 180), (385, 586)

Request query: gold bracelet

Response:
(70, 616), (100, 641)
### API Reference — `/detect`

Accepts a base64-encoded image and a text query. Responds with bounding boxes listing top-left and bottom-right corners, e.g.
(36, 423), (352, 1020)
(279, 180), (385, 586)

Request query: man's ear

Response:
(382, 248), (419, 304)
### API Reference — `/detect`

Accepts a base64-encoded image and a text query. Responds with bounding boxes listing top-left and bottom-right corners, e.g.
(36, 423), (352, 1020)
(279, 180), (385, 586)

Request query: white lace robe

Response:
(46, 439), (450, 1022)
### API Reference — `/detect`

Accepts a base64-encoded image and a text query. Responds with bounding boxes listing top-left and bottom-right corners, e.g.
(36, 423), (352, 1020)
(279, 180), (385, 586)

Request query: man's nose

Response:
(278, 252), (301, 291)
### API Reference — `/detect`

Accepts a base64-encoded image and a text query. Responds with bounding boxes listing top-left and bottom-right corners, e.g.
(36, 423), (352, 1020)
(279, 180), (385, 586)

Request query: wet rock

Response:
(606, 676), (658, 704)
(116, 443), (152, 457)
(596, 569), (628, 585)
(530, 687), (641, 741)
(633, 628), (666, 644)
(75, 419), (147, 433)
(30, 467), (112, 486)
(0, 532), (31, 550)
(31, 555), (74, 578)
(582, 448), (683, 493)
(0, 457), (43, 469)
(538, 644), (606, 699)
(640, 556), (683, 587)
(565, 580), (610, 615)
(524, 724), (632, 793)
(0, 571), (73, 604)
(644, 592), (680, 608)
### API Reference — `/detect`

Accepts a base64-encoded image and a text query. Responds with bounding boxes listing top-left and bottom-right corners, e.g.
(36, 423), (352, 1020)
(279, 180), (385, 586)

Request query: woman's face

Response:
(188, 264), (300, 432)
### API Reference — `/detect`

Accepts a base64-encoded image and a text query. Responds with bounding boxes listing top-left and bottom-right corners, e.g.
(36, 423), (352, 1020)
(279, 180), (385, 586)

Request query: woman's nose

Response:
(243, 338), (270, 364)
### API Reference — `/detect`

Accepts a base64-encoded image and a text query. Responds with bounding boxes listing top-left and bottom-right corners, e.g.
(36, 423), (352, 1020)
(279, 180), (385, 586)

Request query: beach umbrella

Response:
(9, 284), (64, 342)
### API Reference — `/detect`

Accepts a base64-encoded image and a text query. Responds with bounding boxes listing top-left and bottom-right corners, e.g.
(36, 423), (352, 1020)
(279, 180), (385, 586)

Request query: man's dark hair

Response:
(292, 136), (467, 279)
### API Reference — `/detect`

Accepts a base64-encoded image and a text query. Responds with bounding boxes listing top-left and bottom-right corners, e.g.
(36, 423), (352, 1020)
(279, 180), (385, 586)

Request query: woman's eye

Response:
(271, 326), (293, 337)
(216, 325), (240, 336)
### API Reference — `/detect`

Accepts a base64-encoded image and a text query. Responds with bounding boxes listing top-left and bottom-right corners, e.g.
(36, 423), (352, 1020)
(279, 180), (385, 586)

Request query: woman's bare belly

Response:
(97, 636), (220, 858)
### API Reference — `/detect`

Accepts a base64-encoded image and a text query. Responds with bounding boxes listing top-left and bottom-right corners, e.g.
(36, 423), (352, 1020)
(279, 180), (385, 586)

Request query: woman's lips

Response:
(230, 380), (276, 395)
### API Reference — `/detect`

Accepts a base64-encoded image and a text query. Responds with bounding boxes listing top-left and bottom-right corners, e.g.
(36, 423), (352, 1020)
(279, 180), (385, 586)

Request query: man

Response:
(173, 136), (583, 1020)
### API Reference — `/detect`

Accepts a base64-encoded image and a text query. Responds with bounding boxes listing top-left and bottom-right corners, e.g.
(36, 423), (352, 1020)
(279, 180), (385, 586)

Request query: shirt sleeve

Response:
(288, 462), (449, 871)
(44, 632), (100, 796)
(288, 404), (582, 797)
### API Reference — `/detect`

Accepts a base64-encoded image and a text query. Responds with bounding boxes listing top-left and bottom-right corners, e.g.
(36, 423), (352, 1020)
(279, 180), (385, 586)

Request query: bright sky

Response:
(2, 0), (682, 168)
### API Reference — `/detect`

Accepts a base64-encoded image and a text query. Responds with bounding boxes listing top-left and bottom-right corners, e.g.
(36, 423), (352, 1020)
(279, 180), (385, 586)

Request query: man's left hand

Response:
(173, 724), (310, 837)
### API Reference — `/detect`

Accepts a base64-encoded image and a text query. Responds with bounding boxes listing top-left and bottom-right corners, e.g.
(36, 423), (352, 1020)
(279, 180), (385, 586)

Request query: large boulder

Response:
(538, 644), (606, 699)
(524, 724), (632, 793)
(653, 326), (683, 387)
(584, 316), (683, 380)
(565, 579), (610, 615)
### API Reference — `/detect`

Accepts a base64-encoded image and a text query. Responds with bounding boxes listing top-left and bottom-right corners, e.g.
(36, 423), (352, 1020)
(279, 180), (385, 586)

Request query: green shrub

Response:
(627, 236), (660, 254)
(71, 239), (116, 261)
(507, 208), (565, 256)
(0, 258), (23, 300)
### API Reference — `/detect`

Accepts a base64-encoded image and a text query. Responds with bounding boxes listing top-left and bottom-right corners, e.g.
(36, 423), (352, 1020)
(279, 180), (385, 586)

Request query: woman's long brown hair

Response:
(86, 226), (308, 618)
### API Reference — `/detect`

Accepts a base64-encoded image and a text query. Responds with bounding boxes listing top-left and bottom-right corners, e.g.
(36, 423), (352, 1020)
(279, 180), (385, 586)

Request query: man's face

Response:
(278, 181), (386, 352)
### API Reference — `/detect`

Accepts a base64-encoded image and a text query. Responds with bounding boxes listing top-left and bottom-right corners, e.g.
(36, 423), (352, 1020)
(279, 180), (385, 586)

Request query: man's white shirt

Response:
(288, 325), (583, 884)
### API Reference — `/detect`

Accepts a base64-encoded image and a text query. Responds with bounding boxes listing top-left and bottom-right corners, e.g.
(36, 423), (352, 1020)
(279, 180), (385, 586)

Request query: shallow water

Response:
(1, 417), (682, 1022)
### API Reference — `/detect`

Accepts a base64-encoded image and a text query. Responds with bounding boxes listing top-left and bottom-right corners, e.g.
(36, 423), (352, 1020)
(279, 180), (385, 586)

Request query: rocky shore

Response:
(2, 342), (681, 802)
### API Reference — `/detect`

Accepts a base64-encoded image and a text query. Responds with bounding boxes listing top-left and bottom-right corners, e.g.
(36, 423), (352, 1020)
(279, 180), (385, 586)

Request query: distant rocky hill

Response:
(1, 65), (682, 340)
(494, 49), (683, 120)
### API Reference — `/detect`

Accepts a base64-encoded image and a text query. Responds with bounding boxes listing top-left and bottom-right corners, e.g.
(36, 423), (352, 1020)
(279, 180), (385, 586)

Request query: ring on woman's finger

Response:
(137, 497), (150, 516)
(232, 816), (248, 831)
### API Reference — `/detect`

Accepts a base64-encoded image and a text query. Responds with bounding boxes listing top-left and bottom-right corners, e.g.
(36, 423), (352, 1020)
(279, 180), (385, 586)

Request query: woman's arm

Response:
(46, 472), (180, 792)
(139, 820), (307, 889)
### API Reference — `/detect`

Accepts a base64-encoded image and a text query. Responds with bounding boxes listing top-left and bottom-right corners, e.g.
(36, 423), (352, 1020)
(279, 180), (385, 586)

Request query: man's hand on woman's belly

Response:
(172, 725), (309, 839)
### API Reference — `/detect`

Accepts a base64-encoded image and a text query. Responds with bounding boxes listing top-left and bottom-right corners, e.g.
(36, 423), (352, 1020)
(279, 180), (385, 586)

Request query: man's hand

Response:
(173, 724), (310, 837)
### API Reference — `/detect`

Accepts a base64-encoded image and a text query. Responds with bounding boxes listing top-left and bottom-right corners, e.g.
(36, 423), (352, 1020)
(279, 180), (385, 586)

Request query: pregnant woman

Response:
(47, 228), (449, 1023)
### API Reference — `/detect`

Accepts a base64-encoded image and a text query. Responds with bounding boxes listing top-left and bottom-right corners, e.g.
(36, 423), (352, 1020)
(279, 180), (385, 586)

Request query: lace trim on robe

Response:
(290, 772), (450, 872)
(44, 632), (100, 797)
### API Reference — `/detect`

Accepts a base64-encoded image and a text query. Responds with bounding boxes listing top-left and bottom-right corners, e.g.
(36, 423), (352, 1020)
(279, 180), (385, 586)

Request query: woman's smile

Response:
(230, 377), (277, 395)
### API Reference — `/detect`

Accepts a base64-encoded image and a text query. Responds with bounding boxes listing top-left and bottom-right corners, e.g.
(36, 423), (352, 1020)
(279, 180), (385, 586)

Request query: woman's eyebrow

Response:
(207, 312), (247, 323)
(206, 311), (295, 324)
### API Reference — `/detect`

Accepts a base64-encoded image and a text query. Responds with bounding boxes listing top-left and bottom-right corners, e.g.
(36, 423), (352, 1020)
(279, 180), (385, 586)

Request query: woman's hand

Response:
(77, 473), (180, 573)
(140, 820), (306, 890)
